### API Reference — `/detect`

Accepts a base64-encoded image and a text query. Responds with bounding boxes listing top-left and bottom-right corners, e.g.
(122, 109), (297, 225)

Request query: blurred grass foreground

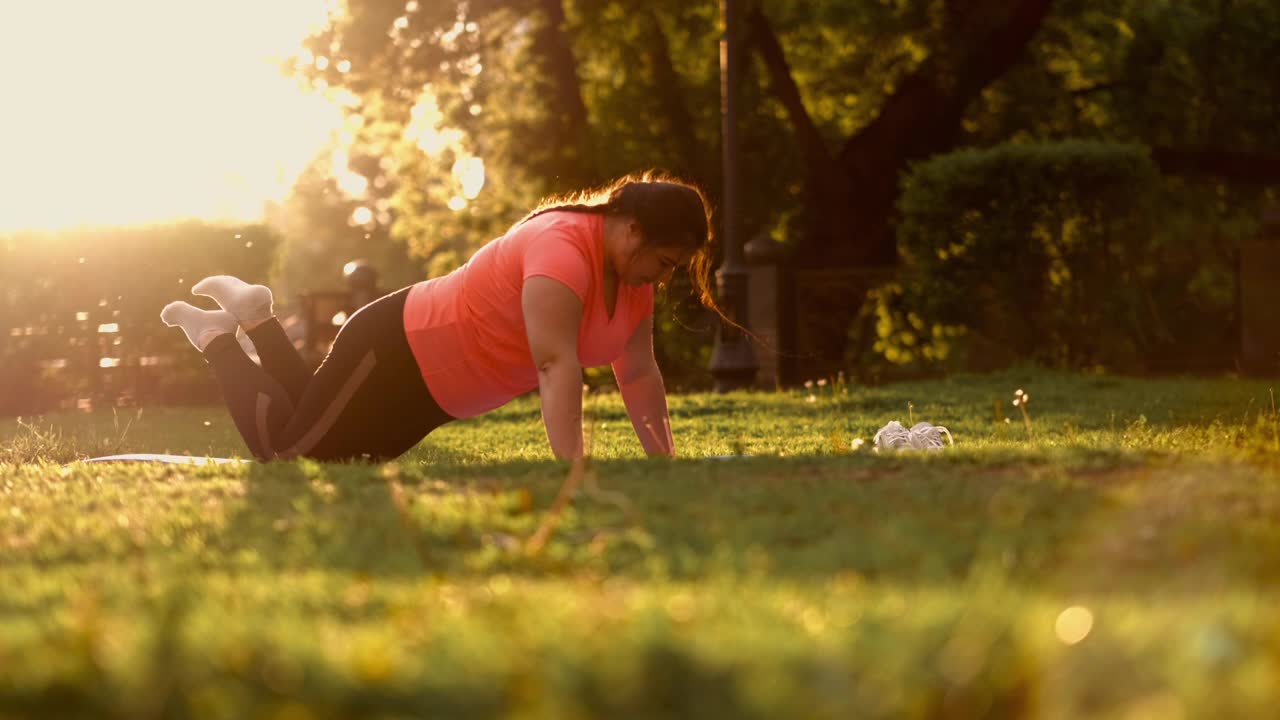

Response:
(3, 369), (1280, 718)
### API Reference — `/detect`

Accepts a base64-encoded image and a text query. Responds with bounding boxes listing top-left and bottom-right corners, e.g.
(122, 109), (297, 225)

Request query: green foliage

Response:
(1132, 177), (1267, 371)
(879, 141), (1163, 371)
(945, 0), (1280, 376)
(265, 155), (423, 301)
(5, 371), (1280, 716)
(1116, 0), (1280, 149)
(289, 0), (995, 264)
(964, 0), (1280, 150)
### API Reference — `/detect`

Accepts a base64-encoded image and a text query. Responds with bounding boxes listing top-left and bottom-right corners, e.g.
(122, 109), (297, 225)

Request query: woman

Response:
(160, 173), (720, 463)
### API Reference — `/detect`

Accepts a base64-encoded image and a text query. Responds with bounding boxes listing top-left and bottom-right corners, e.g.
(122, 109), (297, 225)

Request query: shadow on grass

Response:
(217, 461), (429, 576)
(209, 451), (1135, 595)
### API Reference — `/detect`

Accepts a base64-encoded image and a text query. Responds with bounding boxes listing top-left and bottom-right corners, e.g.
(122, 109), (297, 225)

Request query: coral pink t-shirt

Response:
(402, 211), (655, 419)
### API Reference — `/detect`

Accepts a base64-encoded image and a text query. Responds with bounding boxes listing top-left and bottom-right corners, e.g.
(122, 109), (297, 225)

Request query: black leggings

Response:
(202, 286), (453, 462)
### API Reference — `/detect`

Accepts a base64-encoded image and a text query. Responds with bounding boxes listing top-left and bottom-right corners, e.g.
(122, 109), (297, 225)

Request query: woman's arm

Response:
(523, 276), (585, 460)
(611, 315), (675, 457)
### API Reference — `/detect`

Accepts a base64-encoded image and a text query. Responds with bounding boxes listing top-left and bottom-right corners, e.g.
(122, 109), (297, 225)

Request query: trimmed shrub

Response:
(876, 141), (1162, 372)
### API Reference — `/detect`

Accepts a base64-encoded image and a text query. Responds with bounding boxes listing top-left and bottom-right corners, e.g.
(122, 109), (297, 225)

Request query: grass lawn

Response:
(3, 369), (1280, 718)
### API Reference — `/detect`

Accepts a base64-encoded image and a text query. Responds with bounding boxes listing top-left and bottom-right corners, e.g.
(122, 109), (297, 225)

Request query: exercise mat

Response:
(80, 453), (250, 466)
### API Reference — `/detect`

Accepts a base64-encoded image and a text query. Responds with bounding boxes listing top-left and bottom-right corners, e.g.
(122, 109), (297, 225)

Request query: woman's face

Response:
(615, 221), (691, 288)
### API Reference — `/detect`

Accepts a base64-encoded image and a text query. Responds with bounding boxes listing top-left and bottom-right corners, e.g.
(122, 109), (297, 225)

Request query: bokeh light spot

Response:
(1055, 606), (1094, 645)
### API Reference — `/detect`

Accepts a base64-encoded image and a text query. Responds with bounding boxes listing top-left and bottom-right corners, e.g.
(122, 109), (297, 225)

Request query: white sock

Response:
(191, 275), (274, 327)
(160, 301), (239, 351)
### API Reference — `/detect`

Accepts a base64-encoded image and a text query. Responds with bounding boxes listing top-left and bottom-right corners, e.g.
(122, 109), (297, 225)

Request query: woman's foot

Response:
(160, 301), (238, 351)
(191, 275), (274, 330)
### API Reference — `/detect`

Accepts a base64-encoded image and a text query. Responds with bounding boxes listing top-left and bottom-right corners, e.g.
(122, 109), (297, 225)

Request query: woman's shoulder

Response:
(506, 210), (600, 253)
(510, 208), (599, 235)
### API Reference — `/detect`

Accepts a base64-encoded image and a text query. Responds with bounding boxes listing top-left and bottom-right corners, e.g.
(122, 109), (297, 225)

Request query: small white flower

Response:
(804, 380), (814, 389)
(1012, 398), (1021, 407)
(1022, 393), (1030, 403)
(817, 379), (828, 387)
(1015, 389), (1025, 397)
(851, 438), (865, 450)
(806, 395), (817, 403)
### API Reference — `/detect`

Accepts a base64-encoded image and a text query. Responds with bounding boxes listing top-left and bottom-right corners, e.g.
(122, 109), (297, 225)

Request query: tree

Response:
(961, 0), (1280, 178)
(265, 150), (421, 303)
(291, 0), (1280, 378)
(293, 1), (599, 265)
(746, 0), (1055, 267)
(293, 0), (1064, 266)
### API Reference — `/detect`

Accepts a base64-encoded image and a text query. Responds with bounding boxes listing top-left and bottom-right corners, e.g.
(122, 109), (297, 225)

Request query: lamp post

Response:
(708, 0), (759, 392)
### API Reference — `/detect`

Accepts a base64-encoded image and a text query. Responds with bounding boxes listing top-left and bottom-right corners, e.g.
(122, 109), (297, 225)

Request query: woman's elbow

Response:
(617, 361), (661, 387)
(535, 354), (580, 377)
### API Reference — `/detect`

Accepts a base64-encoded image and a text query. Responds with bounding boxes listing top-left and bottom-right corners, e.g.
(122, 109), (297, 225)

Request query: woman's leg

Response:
(190, 287), (453, 461)
(243, 319), (311, 406)
(191, 276), (310, 405)
(198, 335), (300, 460)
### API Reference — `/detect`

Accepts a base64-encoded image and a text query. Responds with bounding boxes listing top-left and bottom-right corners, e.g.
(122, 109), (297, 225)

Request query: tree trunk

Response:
(640, 9), (705, 182)
(530, 0), (596, 184)
(747, 0), (1053, 376)
(746, 5), (860, 267)
(750, 0), (1054, 268)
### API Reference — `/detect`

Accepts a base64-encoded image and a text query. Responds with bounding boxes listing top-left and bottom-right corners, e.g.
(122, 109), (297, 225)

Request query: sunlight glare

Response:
(350, 207), (373, 225)
(0, 1), (345, 232)
(454, 156), (485, 199)
(331, 149), (370, 197)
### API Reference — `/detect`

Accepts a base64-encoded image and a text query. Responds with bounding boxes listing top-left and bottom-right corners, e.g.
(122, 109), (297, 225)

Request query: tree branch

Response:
(837, 0), (1053, 169)
(745, 4), (833, 167)
(530, 0), (595, 181)
(641, 9), (702, 177)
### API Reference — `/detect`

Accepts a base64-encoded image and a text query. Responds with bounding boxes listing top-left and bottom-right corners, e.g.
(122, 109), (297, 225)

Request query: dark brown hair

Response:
(514, 170), (728, 325)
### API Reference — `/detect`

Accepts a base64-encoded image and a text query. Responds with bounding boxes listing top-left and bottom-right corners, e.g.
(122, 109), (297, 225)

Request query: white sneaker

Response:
(873, 420), (953, 452)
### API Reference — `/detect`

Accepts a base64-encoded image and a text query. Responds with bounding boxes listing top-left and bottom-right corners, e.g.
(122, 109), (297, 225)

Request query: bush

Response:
(876, 141), (1163, 372)
(0, 222), (279, 415)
